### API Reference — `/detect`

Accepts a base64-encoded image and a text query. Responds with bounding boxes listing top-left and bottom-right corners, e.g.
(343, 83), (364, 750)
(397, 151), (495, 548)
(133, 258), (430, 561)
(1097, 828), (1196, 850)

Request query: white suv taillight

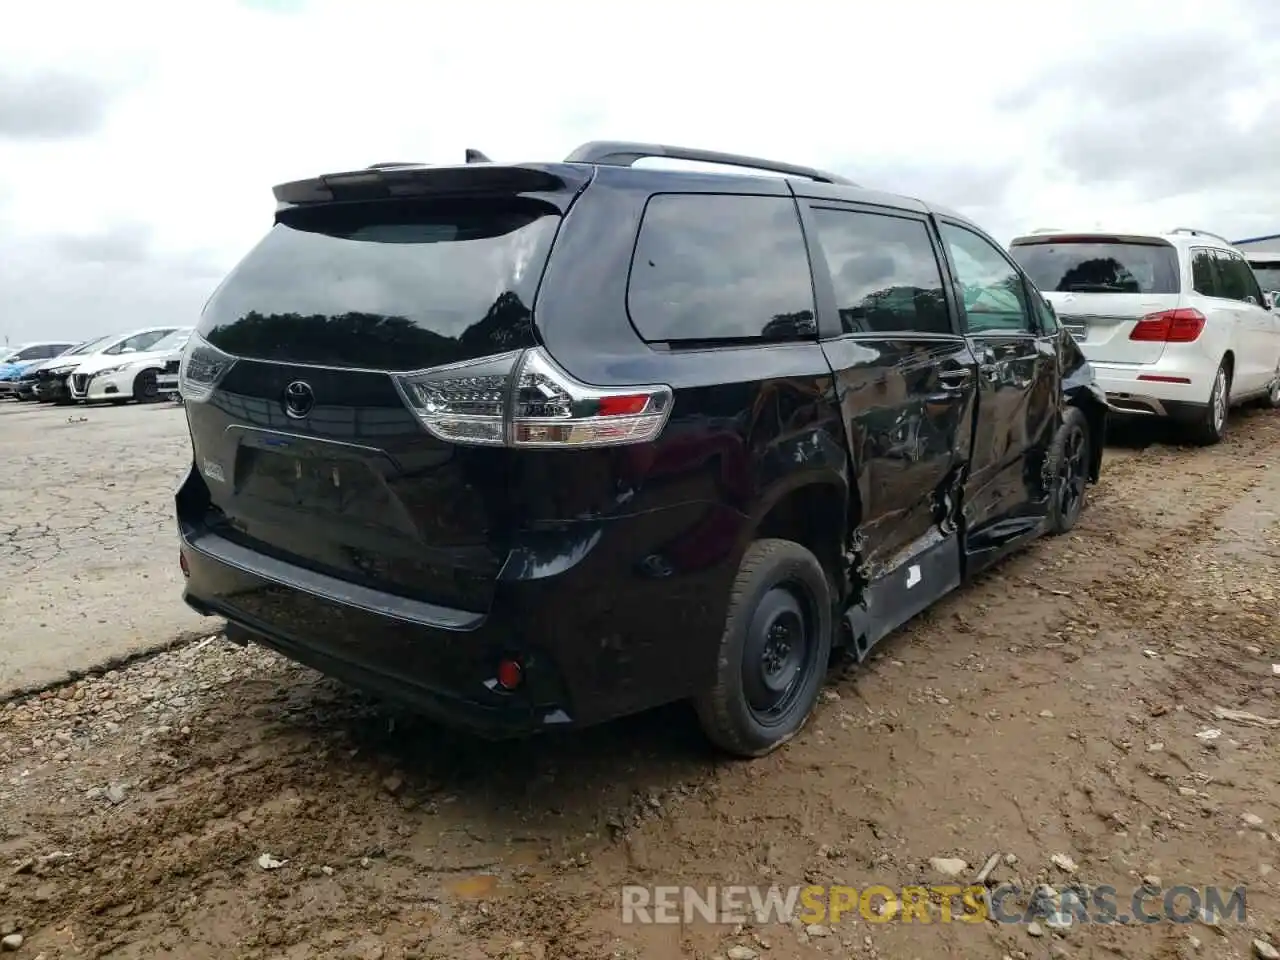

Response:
(178, 332), (238, 402)
(393, 347), (673, 448)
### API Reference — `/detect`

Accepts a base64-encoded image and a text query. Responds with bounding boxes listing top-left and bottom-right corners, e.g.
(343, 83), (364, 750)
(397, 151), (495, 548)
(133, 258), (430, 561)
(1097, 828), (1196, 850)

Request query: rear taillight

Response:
(1129, 308), (1206, 343)
(393, 347), (673, 449)
(178, 332), (238, 402)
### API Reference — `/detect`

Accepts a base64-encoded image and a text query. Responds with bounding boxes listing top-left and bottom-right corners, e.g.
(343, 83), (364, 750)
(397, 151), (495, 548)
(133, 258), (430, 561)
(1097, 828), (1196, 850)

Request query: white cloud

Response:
(0, 0), (1275, 343)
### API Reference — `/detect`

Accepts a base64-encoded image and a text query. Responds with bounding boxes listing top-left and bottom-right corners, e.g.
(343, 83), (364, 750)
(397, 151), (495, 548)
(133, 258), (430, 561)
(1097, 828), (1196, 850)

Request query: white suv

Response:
(1009, 227), (1280, 444)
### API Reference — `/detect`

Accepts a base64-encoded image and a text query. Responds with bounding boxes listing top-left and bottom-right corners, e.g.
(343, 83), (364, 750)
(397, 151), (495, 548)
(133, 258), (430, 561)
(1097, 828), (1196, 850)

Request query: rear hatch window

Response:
(197, 197), (561, 371)
(1009, 236), (1183, 365)
(1010, 238), (1181, 296)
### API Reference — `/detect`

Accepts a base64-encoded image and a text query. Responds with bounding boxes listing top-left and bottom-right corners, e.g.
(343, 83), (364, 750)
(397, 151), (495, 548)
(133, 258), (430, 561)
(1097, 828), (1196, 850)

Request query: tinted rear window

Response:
(1010, 240), (1181, 295)
(627, 194), (816, 342)
(198, 198), (560, 371)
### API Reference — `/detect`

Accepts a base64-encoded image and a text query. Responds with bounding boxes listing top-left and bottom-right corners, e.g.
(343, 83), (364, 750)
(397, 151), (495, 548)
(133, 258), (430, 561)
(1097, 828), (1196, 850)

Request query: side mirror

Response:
(1268, 291), (1279, 310)
(119, 346), (137, 354)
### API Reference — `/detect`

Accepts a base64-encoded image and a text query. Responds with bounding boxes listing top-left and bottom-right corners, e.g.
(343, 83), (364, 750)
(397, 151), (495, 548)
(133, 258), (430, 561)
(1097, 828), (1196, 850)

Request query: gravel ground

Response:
(1, 404), (1279, 960)
(0, 399), (204, 698)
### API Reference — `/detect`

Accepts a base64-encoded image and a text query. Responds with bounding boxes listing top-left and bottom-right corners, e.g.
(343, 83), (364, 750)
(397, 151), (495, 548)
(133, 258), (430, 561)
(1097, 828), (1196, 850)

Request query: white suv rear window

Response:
(1010, 239), (1181, 295)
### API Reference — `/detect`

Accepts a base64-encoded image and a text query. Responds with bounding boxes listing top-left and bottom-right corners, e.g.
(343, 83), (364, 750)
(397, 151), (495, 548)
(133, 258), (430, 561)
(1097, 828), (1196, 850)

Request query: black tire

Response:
(1256, 364), (1280, 410)
(1187, 361), (1229, 445)
(132, 368), (160, 403)
(1046, 407), (1091, 535)
(695, 538), (833, 758)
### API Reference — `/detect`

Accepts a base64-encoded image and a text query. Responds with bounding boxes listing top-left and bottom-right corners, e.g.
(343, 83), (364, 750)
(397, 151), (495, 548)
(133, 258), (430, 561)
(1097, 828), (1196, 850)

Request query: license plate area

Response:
(236, 448), (346, 507)
(232, 434), (390, 518)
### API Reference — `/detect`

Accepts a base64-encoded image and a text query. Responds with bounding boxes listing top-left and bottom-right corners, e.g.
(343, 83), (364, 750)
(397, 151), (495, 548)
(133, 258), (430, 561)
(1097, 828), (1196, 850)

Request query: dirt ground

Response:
(2, 405), (1279, 960)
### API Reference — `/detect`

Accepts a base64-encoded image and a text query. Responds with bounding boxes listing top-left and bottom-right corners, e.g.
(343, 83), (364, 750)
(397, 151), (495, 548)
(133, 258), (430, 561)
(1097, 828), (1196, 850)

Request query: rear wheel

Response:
(695, 538), (833, 758)
(1047, 407), (1091, 535)
(1257, 364), (1280, 409)
(1186, 361), (1229, 446)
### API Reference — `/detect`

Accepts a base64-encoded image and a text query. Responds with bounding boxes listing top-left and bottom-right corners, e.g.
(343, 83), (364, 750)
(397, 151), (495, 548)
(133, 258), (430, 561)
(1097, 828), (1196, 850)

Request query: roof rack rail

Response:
(1170, 226), (1234, 246)
(367, 161), (422, 169)
(563, 140), (857, 186)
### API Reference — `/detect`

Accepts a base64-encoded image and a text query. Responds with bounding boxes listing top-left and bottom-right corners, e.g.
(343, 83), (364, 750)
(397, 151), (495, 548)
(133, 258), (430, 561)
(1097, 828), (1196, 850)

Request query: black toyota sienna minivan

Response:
(177, 142), (1106, 757)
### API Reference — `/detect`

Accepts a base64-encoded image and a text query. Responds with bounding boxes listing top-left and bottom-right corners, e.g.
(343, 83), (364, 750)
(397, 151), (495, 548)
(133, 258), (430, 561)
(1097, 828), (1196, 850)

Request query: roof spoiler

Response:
(367, 148), (491, 170)
(273, 161), (588, 209)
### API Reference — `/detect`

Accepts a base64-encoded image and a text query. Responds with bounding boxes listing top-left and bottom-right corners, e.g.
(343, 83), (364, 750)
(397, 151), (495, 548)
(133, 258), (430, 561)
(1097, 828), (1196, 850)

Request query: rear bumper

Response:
(1091, 357), (1211, 419)
(177, 467), (741, 737)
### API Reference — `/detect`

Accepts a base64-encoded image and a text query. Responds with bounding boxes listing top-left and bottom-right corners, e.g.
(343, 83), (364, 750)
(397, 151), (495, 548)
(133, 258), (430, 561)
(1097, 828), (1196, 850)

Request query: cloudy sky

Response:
(1, 0), (1276, 345)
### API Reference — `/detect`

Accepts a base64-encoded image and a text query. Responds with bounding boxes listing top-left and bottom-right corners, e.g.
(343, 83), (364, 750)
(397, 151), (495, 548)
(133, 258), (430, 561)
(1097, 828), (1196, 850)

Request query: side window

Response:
(1191, 247), (1220, 297)
(627, 194), (816, 342)
(107, 331), (167, 355)
(1212, 250), (1250, 301)
(938, 223), (1032, 334)
(808, 207), (951, 335)
(132, 330), (169, 351)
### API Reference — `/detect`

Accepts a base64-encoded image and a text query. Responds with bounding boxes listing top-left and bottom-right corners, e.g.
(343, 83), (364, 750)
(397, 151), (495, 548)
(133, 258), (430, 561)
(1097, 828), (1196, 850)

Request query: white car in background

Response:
(1009, 227), (1280, 444)
(67, 326), (189, 404)
(154, 331), (191, 400)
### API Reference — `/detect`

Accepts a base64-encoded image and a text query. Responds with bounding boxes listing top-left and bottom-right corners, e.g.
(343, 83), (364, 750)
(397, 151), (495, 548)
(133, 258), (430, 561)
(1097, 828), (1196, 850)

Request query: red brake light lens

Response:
(393, 347), (673, 449)
(1129, 308), (1206, 343)
(596, 394), (651, 417)
(495, 658), (523, 691)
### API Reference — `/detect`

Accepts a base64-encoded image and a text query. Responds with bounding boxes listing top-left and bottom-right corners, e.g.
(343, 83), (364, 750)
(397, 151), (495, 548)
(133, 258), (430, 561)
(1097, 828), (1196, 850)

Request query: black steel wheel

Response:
(695, 538), (833, 757)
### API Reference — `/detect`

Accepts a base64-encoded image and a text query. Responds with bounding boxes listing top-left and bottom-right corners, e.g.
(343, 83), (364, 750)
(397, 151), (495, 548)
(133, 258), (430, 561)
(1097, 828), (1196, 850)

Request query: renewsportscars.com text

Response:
(620, 883), (1247, 926)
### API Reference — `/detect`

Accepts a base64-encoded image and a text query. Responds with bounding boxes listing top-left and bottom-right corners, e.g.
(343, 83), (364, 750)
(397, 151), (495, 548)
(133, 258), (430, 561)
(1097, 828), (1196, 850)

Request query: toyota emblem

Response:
(283, 380), (315, 419)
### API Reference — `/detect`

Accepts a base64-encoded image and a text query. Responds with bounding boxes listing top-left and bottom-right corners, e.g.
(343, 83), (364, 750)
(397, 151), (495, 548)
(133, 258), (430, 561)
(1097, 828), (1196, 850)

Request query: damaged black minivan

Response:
(176, 141), (1106, 757)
